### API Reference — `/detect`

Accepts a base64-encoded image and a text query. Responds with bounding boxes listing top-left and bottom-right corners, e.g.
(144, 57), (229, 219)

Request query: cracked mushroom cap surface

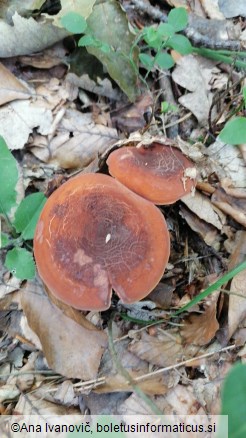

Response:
(107, 142), (196, 205)
(34, 173), (170, 311)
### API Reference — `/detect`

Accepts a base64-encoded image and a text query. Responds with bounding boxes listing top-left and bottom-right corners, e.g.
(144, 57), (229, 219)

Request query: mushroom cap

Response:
(107, 142), (196, 205)
(34, 173), (170, 311)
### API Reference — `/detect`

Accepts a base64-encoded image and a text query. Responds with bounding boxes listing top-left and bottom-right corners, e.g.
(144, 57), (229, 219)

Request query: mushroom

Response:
(34, 173), (170, 311)
(107, 142), (196, 205)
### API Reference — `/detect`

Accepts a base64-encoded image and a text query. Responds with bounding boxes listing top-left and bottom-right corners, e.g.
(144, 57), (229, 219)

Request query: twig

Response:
(135, 344), (236, 382)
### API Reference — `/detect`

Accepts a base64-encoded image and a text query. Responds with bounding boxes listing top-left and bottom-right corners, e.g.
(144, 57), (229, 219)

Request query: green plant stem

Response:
(108, 312), (163, 415)
(172, 259), (246, 316)
(193, 47), (246, 69)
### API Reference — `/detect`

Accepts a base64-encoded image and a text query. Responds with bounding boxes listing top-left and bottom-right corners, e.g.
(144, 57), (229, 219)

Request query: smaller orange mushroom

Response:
(107, 142), (196, 205)
(34, 173), (170, 311)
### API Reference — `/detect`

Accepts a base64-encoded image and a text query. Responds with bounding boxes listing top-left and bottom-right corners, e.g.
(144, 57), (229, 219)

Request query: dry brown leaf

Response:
(181, 291), (220, 346)
(97, 339), (168, 395)
(211, 187), (246, 227)
(111, 93), (153, 133)
(182, 191), (226, 230)
(65, 73), (122, 101)
(227, 231), (246, 340)
(180, 204), (220, 249)
(128, 330), (184, 367)
(164, 384), (207, 416)
(98, 373), (169, 395)
(30, 108), (118, 169)
(172, 55), (218, 125)
(13, 393), (79, 415)
(119, 384), (207, 418)
(206, 139), (246, 188)
(21, 280), (107, 380)
(0, 100), (53, 150)
(15, 352), (38, 392)
(0, 62), (30, 106)
(54, 381), (75, 406)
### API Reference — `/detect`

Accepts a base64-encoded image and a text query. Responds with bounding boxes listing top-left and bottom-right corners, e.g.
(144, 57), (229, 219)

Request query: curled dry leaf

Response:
(21, 279), (107, 380)
(0, 62), (30, 106)
(180, 204), (220, 249)
(181, 291), (220, 346)
(227, 231), (246, 340)
(31, 109), (118, 169)
(182, 191), (226, 230)
(0, 100), (53, 150)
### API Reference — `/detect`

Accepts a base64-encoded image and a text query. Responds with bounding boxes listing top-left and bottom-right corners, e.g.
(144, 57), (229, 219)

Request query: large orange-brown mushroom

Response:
(107, 142), (196, 205)
(34, 173), (170, 311)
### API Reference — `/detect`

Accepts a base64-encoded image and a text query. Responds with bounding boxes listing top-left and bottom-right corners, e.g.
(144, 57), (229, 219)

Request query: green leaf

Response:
(13, 192), (46, 240)
(143, 26), (162, 49)
(78, 35), (110, 53)
(161, 101), (178, 113)
(167, 7), (188, 32)
(78, 34), (98, 47)
(219, 117), (246, 144)
(60, 11), (87, 34)
(167, 34), (192, 55)
(155, 52), (175, 69)
(1, 232), (10, 248)
(220, 363), (246, 438)
(0, 136), (19, 216)
(5, 247), (35, 279)
(85, 0), (139, 102)
(157, 23), (175, 38)
(139, 53), (154, 69)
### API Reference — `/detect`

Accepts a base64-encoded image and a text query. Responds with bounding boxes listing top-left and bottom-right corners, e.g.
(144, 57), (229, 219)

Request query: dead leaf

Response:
(180, 204), (220, 249)
(54, 381), (75, 406)
(172, 55), (219, 125)
(65, 73), (122, 101)
(97, 339), (168, 395)
(111, 93), (153, 133)
(227, 231), (246, 340)
(206, 139), (246, 188)
(13, 393), (79, 415)
(0, 62), (30, 106)
(16, 352), (38, 392)
(128, 330), (184, 367)
(0, 13), (68, 58)
(0, 100), (53, 150)
(118, 384), (207, 418)
(21, 280), (107, 380)
(182, 191), (226, 230)
(181, 292), (220, 346)
(30, 109), (118, 169)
